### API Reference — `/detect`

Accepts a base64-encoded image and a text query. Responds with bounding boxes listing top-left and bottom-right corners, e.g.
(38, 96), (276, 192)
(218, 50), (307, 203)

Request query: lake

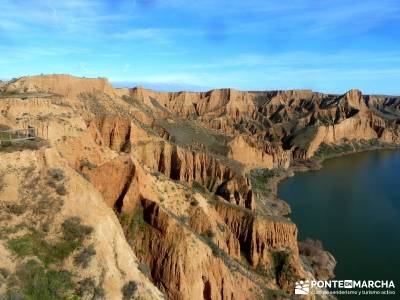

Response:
(278, 150), (400, 297)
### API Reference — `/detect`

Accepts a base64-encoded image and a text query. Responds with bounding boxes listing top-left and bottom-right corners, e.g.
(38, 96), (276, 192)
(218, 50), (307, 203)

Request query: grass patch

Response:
(286, 126), (318, 150)
(312, 139), (395, 161)
(9, 259), (76, 300)
(8, 232), (77, 266)
(6, 203), (26, 215)
(248, 167), (285, 201)
(192, 181), (208, 194)
(7, 217), (93, 266)
(117, 207), (149, 243)
(0, 138), (49, 153)
(78, 92), (107, 115)
(156, 119), (230, 155)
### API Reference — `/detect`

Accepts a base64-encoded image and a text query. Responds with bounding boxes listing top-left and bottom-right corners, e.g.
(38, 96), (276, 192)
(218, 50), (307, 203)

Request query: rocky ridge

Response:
(0, 74), (399, 299)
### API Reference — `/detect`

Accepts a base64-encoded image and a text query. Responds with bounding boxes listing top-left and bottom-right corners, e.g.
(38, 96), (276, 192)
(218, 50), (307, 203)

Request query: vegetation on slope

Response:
(0, 167), (98, 299)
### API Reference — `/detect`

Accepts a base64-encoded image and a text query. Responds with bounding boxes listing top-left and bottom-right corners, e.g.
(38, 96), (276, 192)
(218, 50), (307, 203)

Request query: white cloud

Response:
(0, 0), (125, 35)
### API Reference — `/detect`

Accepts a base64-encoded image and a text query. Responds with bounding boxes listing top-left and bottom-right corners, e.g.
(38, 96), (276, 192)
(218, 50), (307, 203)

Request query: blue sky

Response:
(0, 0), (400, 94)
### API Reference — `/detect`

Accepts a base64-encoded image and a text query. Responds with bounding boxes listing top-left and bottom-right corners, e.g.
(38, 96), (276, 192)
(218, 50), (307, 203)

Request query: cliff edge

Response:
(0, 74), (399, 299)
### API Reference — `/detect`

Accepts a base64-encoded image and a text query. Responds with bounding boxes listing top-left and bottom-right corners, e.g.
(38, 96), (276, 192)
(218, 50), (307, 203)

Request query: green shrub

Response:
(121, 140), (132, 153)
(118, 207), (149, 242)
(13, 260), (75, 300)
(7, 232), (78, 266)
(8, 217), (94, 266)
(122, 281), (138, 300)
(75, 277), (104, 299)
(80, 159), (97, 170)
(271, 251), (289, 277)
(192, 181), (207, 194)
(73, 244), (96, 268)
(138, 261), (151, 277)
(205, 229), (215, 238)
(49, 168), (65, 181)
(6, 203), (26, 215)
(55, 184), (68, 196)
(62, 217), (93, 241)
(178, 215), (188, 224)
(76, 277), (96, 297)
(0, 138), (49, 153)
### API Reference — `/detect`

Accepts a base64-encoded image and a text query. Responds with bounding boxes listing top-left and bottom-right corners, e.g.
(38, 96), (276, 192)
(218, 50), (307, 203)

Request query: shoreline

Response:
(268, 144), (400, 209)
(266, 143), (400, 281)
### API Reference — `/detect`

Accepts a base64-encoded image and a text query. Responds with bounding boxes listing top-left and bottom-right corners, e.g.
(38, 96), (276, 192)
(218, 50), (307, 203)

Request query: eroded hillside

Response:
(0, 74), (399, 299)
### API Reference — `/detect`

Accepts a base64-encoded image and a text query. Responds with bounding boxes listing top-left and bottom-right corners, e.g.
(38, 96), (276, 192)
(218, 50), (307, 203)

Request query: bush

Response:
(55, 184), (67, 196)
(0, 267), (10, 279)
(0, 175), (5, 192)
(76, 277), (96, 297)
(121, 140), (132, 153)
(93, 285), (105, 300)
(299, 238), (333, 279)
(192, 181), (207, 194)
(0, 138), (49, 153)
(33, 195), (63, 215)
(6, 204), (26, 215)
(48, 168), (65, 181)
(80, 159), (97, 170)
(74, 244), (96, 268)
(205, 229), (215, 238)
(138, 261), (151, 277)
(178, 215), (188, 224)
(122, 281), (138, 300)
(62, 217), (93, 242)
(47, 178), (58, 188)
(299, 238), (323, 257)
(271, 251), (289, 277)
(190, 199), (199, 206)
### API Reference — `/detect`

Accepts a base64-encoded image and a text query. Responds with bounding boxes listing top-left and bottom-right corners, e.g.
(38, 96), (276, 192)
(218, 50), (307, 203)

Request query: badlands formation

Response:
(0, 74), (399, 299)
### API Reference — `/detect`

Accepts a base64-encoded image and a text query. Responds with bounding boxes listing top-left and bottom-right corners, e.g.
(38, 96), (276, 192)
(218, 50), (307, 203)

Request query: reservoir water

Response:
(278, 150), (400, 297)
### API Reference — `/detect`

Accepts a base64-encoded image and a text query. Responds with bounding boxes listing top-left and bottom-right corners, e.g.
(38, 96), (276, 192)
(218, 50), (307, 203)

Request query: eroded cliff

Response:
(0, 74), (399, 299)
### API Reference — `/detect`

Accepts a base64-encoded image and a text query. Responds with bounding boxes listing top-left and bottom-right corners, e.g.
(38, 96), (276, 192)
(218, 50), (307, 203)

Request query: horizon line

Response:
(1, 73), (399, 97)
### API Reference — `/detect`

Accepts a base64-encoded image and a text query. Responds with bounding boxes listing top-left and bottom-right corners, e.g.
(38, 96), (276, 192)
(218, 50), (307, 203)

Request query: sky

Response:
(0, 0), (400, 94)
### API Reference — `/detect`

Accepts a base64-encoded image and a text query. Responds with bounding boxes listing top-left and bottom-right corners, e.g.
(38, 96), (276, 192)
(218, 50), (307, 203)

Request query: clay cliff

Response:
(0, 74), (399, 299)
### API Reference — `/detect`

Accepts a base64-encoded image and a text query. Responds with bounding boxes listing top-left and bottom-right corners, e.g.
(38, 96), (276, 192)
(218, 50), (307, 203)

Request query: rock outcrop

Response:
(1, 74), (399, 300)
